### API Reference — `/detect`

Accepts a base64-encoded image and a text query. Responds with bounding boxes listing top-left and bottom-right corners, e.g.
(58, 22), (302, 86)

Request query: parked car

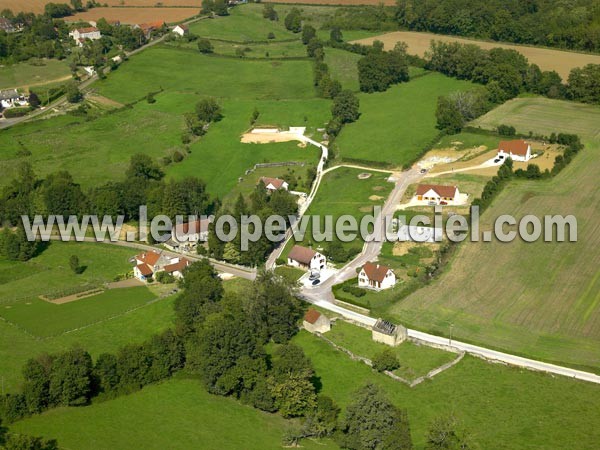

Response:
(420, 168), (427, 174)
(440, 201), (448, 205)
(494, 158), (500, 163)
(312, 279), (321, 286)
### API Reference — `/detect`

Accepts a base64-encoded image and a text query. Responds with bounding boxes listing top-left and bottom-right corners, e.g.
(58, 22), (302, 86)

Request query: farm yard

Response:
(334, 73), (474, 167)
(352, 31), (600, 80)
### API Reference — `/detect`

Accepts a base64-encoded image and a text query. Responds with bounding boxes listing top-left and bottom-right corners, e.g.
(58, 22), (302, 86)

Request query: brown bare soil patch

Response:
(372, 185), (385, 191)
(392, 241), (438, 256)
(0, 1), (201, 13)
(369, 195), (383, 201)
(87, 93), (125, 108)
(107, 278), (144, 289)
(352, 31), (600, 79)
(41, 288), (104, 305)
(241, 130), (303, 144)
(70, 7), (199, 25)
(264, 0), (395, 5)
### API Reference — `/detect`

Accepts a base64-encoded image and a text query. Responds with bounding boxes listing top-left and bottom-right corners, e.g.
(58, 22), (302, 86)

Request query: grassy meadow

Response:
(283, 167), (393, 260)
(11, 330), (600, 449)
(389, 99), (600, 371)
(0, 59), (71, 90)
(11, 376), (337, 450)
(335, 73), (474, 167)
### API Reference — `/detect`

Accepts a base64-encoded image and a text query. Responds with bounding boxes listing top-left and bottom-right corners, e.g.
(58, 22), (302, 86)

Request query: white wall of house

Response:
(288, 252), (326, 271)
(498, 146), (531, 162)
(415, 188), (460, 205)
(358, 269), (396, 290)
(172, 25), (188, 36)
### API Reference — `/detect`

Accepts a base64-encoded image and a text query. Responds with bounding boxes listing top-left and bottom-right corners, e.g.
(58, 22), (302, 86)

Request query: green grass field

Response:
(10, 376), (336, 450)
(12, 331), (600, 449)
(324, 48), (362, 92)
(389, 99), (600, 371)
(283, 167), (393, 260)
(326, 320), (456, 380)
(0, 46), (328, 197)
(189, 4), (299, 42)
(335, 73), (474, 166)
(0, 287), (157, 337)
(0, 59), (71, 90)
(470, 97), (600, 141)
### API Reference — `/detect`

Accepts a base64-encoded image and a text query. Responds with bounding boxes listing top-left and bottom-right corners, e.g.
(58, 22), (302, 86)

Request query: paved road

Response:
(302, 292), (600, 384)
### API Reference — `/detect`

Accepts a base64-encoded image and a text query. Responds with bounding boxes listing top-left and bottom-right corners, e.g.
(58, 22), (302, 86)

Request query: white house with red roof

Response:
(358, 262), (396, 290)
(133, 250), (191, 281)
(259, 177), (289, 192)
(69, 27), (101, 47)
(414, 184), (460, 205)
(287, 245), (326, 271)
(167, 217), (212, 251)
(497, 139), (532, 162)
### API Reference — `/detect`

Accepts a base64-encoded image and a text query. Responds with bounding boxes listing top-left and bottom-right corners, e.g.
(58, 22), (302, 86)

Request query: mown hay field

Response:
(389, 99), (600, 371)
(70, 7), (199, 24)
(352, 31), (600, 79)
(0, 0), (201, 13)
(471, 97), (600, 141)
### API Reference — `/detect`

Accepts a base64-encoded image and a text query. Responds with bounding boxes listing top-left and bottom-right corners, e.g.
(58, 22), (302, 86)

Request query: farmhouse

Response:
(497, 139), (532, 162)
(0, 89), (28, 109)
(415, 184), (460, 205)
(172, 24), (189, 36)
(372, 319), (407, 347)
(303, 309), (331, 334)
(69, 27), (102, 47)
(133, 250), (191, 281)
(287, 245), (326, 271)
(259, 177), (289, 191)
(135, 21), (166, 39)
(168, 218), (212, 252)
(358, 262), (396, 290)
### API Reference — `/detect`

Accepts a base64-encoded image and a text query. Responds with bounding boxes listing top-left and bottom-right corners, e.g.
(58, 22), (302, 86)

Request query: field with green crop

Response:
(335, 73), (474, 167)
(0, 59), (71, 90)
(10, 376), (337, 450)
(389, 99), (600, 371)
(283, 167), (393, 260)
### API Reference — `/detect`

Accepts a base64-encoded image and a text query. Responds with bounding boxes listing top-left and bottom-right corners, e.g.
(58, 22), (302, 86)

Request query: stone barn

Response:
(372, 319), (407, 346)
(303, 309), (331, 334)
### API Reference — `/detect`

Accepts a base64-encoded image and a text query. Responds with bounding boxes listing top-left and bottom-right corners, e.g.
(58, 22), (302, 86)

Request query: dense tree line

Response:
(0, 419), (59, 450)
(0, 155), (216, 242)
(567, 64), (600, 104)
(395, 0), (600, 53)
(207, 181), (298, 265)
(358, 41), (410, 93)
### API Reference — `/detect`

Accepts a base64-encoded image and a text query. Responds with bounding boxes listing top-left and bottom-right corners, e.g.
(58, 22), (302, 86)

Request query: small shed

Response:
(372, 319), (407, 346)
(303, 309), (331, 334)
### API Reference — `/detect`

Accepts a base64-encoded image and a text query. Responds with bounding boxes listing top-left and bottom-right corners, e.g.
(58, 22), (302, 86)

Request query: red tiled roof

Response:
(304, 309), (321, 324)
(75, 26), (99, 33)
(362, 262), (391, 283)
(259, 177), (286, 189)
(136, 251), (161, 266)
(288, 245), (317, 265)
(163, 258), (191, 274)
(136, 263), (153, 277)
(415, 184), (458, 198)
(498, 139), (529, 156)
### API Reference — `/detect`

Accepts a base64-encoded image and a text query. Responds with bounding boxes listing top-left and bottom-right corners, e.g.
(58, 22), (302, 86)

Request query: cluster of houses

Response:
(287, 244), (397, 291)
(164, 218), (212, 253)
(68, 20), (172, 47)
(0, 17), (17, 33)
(133, 250), (191, 282)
